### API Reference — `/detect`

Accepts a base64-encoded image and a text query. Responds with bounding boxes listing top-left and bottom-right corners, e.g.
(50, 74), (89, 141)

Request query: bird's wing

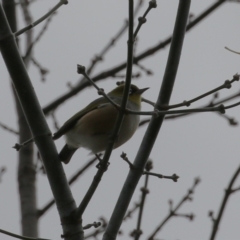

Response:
(52, 97), (107, 140)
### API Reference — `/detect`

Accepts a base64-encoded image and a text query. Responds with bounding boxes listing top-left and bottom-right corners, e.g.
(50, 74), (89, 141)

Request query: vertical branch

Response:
(103, 1), (191, 239)
(19, 0), (33, 66)
(134, 173), (149, 240)
(2, 0), (38, 237)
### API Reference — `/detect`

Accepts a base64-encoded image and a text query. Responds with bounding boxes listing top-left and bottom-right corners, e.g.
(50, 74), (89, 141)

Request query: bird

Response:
(53, 83), (148, 164)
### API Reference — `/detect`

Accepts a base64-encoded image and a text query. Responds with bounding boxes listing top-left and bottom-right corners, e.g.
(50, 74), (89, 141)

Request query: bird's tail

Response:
(59, 144), (77, 164)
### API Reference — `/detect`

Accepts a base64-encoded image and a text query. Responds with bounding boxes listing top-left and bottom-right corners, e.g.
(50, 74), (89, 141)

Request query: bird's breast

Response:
(65, 100), (140, 153)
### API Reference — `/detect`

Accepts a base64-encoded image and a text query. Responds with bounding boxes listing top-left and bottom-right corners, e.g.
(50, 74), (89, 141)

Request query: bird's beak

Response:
(137, 87), (149, 95)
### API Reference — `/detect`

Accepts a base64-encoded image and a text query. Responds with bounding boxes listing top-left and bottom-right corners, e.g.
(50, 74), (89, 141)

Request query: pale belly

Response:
(65, 103), (140, 153)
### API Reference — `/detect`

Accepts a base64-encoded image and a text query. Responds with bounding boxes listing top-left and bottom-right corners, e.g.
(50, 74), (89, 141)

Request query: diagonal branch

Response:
(0, 4), (83, 239)
(165, 75), (239, 110)
(209, 163), (240, 240)
(0, 121), (19, 135)
(0, 228), (50, 240)
(14, 0), (68, 37)
(24, 12), (57, 60)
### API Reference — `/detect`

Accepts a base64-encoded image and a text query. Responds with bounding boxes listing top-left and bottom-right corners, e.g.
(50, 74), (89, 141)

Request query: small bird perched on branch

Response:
(53, 83), (148, 164)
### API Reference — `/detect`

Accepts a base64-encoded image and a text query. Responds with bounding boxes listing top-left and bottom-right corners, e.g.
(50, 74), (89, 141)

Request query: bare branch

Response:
(0, 228), (50, 240)
(77, 65), (120, 110)
(164, 74), (239, 110)
(14, 0), (68, 37)
(0, 121), (19, 135)
(132, 162), (152, 240)
(50, 111), (60, 131)
(120, 152), (135, 170)
(84, 217), (108, 239)
(31, 57), (49, 82)
(209, 163), (240, 240)
(148, 177), (200, 240)
(83, 222), (101, 230)
(0, 166), (6, 183)
(143, 172), (179, 182)
(24, 12), (57, 59)
(133, 0), (157, 39)
(123, 202), (140, 221)
(225, 46), (240, 55)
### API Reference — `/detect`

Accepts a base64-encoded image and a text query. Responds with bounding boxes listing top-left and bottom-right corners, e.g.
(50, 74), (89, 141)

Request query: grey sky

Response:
(0, 0), (240, 239)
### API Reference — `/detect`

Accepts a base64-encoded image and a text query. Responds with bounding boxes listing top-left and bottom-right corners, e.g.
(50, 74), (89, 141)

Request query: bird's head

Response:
(108, 84), (149, 105)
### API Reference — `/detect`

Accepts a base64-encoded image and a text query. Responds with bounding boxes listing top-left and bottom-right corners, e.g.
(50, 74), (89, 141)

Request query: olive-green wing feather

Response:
(53, 97), (106, 140)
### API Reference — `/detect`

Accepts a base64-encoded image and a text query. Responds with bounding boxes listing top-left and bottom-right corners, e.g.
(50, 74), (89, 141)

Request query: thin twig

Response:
(224, 101), (240, 109)
(225, 46), (240, 55)
(123, 202), (141, 221)
(19, 0), (32, 26)
(164, 75), (239, 110)
(84, 217), (108, 239)
(83, 221), (101, 230)
(147, 178), (200, 240)
(143, 172), (179, 182)
(213, 90), (240, 106)
(209, 164), (240, 240)
(0, 166), (6, 183)
(24, 12), (57, 59)
(120, 152), (135, 170)
(14, 0), (68, 37)
(133, 162), (152, 240)
(135, 62), (153, 76)
(19, 0), (33, 65)
(217, 113), (238, 126)
(126, 104), (226, 116)
(77, 65), (120, 110)
(0, 121), (19, 135)
(112, 72), (141, 79)
(0, 228), (50, 240)
(31, 57), (49, 82)
(133, 0), (157, 39)
(141, 97), (155, 107)
(50, 111), (60, 131)
(13, 138), (34, 151)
